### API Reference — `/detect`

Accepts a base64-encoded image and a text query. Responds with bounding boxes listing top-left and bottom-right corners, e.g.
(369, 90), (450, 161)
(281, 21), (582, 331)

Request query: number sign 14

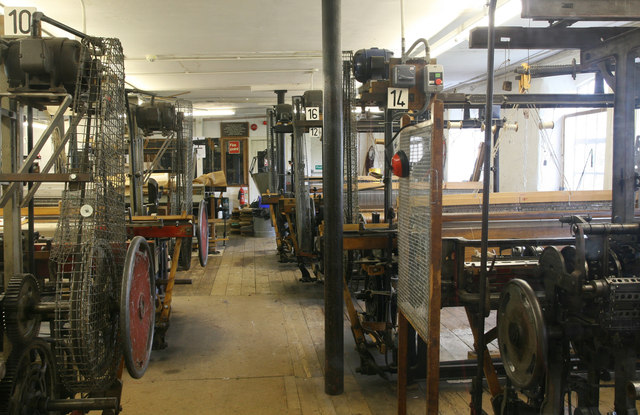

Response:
(387, 87), (409, 110)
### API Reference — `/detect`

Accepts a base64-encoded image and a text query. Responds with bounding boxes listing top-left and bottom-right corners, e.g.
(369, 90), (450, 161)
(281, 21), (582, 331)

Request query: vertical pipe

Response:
(611, 52), (635, 223)
(400, 0), (406, 58)
(125, 97), (143, 215)
(473, 1), (497, 414)
(383, 109), (393, 222)
(275, 90), (287, 193)
(27, 106), (35, 275)
(492, 126), (501, 193)
(322, 0), (344, 396)
(3, 99), (24, 356)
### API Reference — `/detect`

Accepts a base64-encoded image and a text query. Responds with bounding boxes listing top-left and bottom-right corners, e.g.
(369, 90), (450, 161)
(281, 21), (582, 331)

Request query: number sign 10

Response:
(5, 8), (36, 36)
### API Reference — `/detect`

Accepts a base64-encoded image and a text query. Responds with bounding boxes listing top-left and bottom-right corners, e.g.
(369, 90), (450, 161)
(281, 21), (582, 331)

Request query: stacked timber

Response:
(239, 208), (254, 236)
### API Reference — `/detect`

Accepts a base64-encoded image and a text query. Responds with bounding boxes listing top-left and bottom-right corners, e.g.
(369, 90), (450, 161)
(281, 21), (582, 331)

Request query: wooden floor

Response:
(120, 234), (633, 414)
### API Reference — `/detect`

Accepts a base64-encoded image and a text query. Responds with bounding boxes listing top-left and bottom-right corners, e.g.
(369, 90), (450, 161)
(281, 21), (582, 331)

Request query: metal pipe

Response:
(578, 222), (640, 235)
(27, 105), (35, 275)
(32, 12), (88, 39)
(322, 0), (344, 396)
(611, 51), (636, 223)
(0, 95), (73, 208)
(400, 0), (406, 58)
(492, 126), (501, 192)
(125, 96), (144, 215)
(627, 381), (640, 401)
(275, 91), (287, 193)
(473, 1), (497, 414)
(44, 398), (119, 411)
(383, 109), (393, 222)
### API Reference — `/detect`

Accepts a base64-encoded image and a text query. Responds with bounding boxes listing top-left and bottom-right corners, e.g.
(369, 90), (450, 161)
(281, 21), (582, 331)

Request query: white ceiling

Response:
(4, 0), (578, 118)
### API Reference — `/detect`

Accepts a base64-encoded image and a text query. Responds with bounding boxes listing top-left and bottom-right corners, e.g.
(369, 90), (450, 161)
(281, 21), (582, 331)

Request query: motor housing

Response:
(135, 102), (178, 134)
(4, 37), (82, 93)
(352, 48), (393, 83)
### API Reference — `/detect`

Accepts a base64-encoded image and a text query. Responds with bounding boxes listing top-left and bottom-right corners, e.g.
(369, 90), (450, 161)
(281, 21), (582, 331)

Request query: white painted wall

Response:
(201, 117), (267, 210)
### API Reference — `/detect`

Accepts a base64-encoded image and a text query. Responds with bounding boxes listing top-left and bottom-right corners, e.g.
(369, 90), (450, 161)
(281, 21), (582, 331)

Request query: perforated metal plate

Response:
(397, 122), (433, 340)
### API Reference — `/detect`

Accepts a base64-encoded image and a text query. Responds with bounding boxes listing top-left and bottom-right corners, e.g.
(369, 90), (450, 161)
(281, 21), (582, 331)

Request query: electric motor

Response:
(275, 103), (293, 124)
(135, 102), (178, 134)
(4, 37), (82, 93)
(352, 48), (393, 83)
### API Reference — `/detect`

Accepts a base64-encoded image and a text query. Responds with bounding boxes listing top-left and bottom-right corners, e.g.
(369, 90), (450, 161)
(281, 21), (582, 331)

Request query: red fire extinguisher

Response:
(238, 187), (246, 207)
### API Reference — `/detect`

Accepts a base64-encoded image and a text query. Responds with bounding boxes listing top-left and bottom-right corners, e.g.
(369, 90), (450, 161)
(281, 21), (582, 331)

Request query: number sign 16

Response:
(4, 8), (36, 36)
(306, 107), (320, 120)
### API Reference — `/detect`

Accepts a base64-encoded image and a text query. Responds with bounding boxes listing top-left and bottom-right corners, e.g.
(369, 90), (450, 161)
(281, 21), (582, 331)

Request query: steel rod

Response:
(384, 109), (393, 221)
(27, 105), (34, 275)
(0, 95), (72, 208)
(21, 108), (85, 208)
(44, 398), (118, 411)
(473, 1), (497, 414)
(275, 90), (287, 193)
(32, 12), (88, 39)
(322, 0), (344, 396)
(492, 126), (501, 192)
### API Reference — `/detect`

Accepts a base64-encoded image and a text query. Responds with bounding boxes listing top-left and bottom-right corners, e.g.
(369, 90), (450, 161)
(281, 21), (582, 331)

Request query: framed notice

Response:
(221, 122), (249, 137)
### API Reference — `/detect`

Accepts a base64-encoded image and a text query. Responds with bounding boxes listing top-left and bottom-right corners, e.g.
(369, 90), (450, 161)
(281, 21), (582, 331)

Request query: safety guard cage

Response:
(342, 51), (358, 223)
(50, 36), (127, 393)
(397, 116), (443, 341)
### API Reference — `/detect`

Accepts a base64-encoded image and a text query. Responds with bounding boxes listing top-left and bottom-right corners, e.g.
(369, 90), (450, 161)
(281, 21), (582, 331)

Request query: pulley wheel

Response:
(120, 236), (155, 379)
(497, 279), (547, 389)
(0, 339), (57, 415)
(196, 199), (209, 267)
(3, 273), (41, 345)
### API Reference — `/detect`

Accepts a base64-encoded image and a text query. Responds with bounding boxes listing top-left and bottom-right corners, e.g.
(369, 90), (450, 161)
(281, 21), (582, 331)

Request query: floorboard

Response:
(121, 234), (636, 415)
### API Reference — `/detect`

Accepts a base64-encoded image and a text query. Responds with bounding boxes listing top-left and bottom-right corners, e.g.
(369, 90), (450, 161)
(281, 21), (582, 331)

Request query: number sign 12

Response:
(306, 107), (320, 120)
(387, 87), (409, 110)
(309, 127), (322, 139)
(5, 8), (36, 36)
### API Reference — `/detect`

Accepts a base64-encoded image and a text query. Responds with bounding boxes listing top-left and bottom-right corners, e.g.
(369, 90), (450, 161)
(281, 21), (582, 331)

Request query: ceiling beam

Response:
(469, 26), (636, 50)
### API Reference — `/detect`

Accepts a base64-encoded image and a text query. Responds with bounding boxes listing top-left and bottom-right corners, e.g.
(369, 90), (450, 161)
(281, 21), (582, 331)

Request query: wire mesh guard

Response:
(170, 99), (194, 215)
(266, 108), (278, 193)
(397, 124), (433, 340)
(342, 51), (358, 223)
(293, 98), (313, 253)
(50, 37), (127, 393)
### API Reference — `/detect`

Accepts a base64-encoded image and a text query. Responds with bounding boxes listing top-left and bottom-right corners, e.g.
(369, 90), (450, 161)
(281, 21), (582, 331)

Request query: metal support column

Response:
(492, 126), (501, 193)
(384, 109), (393, 221)
(472, 0), (497, 413)
(322, 0), (344, 396)
(26, 105), (35, 274)
(612, 52), (636, 223)
(2, 98), (24, 356)
(275, 90), (287, 193)
(126, 97), (144, 215)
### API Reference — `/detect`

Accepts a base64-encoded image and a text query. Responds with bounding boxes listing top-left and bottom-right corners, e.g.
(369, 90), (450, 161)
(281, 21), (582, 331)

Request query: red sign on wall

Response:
(228, 141), (240, 154)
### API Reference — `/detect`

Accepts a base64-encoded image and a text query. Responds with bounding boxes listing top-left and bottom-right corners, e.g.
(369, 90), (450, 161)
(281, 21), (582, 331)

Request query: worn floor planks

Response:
(121, 234), (632, 414)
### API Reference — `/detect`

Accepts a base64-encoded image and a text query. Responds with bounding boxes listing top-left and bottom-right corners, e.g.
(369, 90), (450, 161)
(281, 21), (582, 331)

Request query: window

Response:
(562, 109), (607, 191)
(222, 137), (248, 186)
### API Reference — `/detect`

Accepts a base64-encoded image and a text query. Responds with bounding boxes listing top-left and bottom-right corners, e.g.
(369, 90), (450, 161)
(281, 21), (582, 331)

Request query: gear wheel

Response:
(2, 274), (41, 345)
(0, 338), (58, 415)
